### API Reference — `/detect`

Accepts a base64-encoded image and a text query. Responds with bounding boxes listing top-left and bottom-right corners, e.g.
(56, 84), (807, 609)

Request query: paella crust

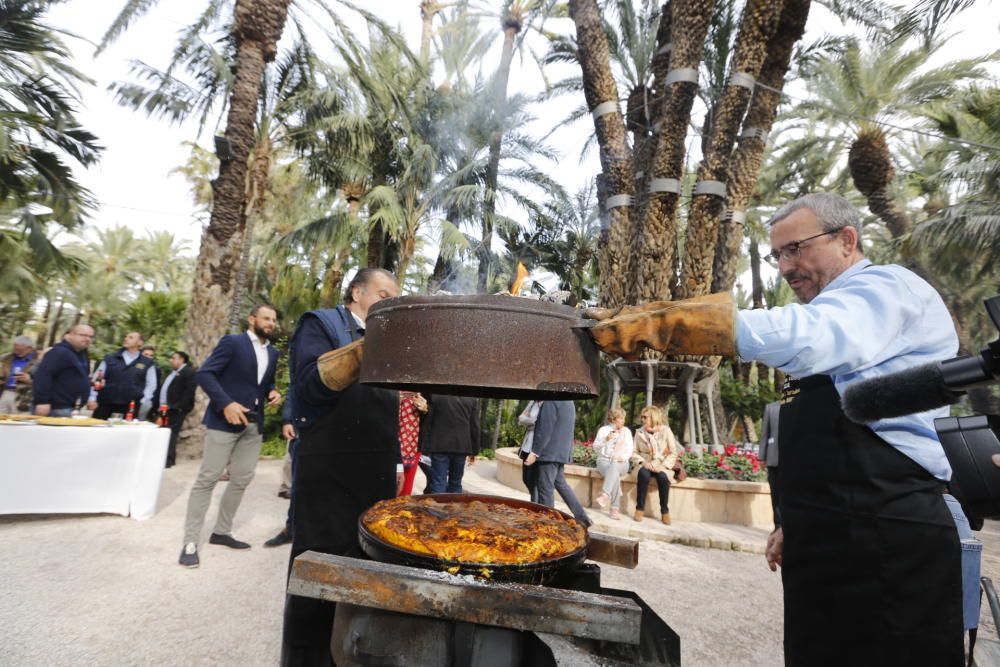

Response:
(363, 496), (586, 565)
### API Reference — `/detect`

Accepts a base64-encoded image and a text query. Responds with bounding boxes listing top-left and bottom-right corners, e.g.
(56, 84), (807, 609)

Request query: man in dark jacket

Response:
(32, 325), (94, 416)
(281, 268), (400, 667)
(179, 305), (281, 568)
(91, 331), (157, 419)
(421, 394), (480, 493)
(157, 351), (196, 468)
(523, 400), (591, 527)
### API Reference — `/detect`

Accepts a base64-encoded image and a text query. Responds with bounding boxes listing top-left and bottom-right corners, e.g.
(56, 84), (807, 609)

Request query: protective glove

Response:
(317, 339), (365, 391)
(585, 292), (737, 360)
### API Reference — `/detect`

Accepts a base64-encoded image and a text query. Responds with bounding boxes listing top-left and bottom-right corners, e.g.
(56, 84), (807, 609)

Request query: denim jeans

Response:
(426, 453), (466, 493)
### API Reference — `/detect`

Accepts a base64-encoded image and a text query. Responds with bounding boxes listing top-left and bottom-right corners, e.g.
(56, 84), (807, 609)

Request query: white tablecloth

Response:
(0, 423), (169, 520)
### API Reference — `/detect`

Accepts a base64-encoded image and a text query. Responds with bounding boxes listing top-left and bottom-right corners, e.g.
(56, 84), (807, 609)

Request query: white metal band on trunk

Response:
(723, 209), (748, 224)
(729, 72), (756, 90)
(605, 194), (633, 211)
(591, 101), (619, 121)
(657, 42), (673, 56)
(693, 180), (727, 197)
(665, 68), (699, 86)
(648, 178), (681, 194)
(739, 127), (769, 142)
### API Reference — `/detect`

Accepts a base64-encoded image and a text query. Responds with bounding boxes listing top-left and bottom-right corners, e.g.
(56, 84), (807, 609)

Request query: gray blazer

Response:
(759, 401), (781, 467)
(531, 401), (576, 463)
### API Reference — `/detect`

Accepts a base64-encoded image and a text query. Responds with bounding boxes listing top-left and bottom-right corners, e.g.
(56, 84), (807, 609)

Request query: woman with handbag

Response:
(593, 407), (634, 520)
(632, 405), (681, 525)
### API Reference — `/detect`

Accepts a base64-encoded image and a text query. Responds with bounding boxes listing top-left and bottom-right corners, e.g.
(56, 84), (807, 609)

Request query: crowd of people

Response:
(3, 191), (984, 666)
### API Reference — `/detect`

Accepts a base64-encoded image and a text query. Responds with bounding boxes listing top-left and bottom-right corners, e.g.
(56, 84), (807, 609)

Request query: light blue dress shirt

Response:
(737, 259), (958, 480)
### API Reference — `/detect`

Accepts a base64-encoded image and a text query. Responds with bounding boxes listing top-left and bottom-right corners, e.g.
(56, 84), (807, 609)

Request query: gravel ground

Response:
(3, 458), (999, 666)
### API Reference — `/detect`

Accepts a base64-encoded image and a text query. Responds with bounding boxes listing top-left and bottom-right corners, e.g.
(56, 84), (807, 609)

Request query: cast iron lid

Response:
(359, 294), (600, 400)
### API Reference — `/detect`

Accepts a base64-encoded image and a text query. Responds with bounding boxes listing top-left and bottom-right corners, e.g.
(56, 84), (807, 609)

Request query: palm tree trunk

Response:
(634, 0), (715, 304)
(479, 15), (521, 293)
(711, 0), (811, 294)
(419, 1), (442, 65)
(229, 134), (273, 329)
(677, 0), (783, 300)
(848, 127), (912, 238)
(181, 0), (291, 457)
(749, 238), (764, 308)
(568, 0), (635, 308)
(47, 299), (64, 348)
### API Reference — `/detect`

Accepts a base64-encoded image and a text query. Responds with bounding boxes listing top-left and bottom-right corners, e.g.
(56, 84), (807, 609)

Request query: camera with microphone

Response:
(842, 295), (1000, 528)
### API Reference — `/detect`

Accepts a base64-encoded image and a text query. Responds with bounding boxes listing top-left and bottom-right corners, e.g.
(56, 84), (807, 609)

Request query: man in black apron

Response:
(281, 269), (401, 667)
(585, 193), (964, 666)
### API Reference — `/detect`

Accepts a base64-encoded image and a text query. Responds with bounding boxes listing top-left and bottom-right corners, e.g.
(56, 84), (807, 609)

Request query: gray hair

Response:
(12, 335), (33, 347)
(768, 193), (863, 253)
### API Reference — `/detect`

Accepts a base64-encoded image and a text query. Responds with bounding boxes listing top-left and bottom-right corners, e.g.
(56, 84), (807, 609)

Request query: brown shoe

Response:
(661, 513), (672, 526)
(634, 509), (643, 522)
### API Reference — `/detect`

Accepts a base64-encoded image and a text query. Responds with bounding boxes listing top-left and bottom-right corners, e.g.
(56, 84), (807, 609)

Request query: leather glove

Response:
(317, 339), (365, 391)
(585, 292), (737, 360)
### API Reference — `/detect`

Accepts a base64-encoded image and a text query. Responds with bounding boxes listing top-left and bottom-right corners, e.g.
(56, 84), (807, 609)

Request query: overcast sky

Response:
(45, 0), (1000, 287)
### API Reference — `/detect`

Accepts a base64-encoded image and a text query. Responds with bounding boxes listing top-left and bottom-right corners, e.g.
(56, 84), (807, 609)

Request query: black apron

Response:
(281, 382), (399, 667)
(778, 375), (963, 667)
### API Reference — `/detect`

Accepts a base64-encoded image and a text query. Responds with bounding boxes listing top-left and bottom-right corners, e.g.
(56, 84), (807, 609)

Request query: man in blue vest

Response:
(179, 304), (281, 568)
(90, 331), (157, 420)
(280, 268), (401, 667)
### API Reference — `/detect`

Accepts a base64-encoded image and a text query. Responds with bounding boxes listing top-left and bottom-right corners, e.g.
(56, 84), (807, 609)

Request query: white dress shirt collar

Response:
(246, 330), (270, 386)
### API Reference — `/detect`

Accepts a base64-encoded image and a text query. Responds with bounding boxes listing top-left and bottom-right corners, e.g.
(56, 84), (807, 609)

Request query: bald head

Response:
(64, 325), (95, 352)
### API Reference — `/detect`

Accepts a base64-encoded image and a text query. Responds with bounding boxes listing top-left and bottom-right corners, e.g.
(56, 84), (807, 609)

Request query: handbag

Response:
(673, 460), (687, 483)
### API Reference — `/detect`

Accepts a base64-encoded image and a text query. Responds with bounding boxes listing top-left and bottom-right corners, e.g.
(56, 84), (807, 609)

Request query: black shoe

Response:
(179, 542), (199, 568)
(277, 489), (291, 500)
(209, 533), (251, 550)
(263, 529), (292, 548)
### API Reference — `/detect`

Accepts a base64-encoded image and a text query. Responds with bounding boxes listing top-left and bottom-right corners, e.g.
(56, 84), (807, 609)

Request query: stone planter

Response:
(495, 447), (773, 528)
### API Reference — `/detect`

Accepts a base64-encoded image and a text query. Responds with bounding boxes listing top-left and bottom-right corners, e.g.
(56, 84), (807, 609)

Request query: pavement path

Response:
(3, 457), (999, 666)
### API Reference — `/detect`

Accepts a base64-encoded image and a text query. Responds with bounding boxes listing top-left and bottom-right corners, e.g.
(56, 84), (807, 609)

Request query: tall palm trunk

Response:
(419, 1), (442, 65)
(677, 0), (782, 300)
(181, 0), (291, 457)
(568, 0), (635, 308)
(634, 0), (715, 303)
(229, 133), (273, 329)
(712, 0), (811, 294)
(479, 11), (521, 292)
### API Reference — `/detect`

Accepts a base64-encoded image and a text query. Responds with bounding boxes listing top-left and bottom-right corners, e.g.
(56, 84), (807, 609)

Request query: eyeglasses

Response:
(768, 229), (842, 264)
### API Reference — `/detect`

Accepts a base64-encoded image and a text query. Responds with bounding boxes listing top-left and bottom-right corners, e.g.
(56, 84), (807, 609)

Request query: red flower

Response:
(724, 445), (737, 456)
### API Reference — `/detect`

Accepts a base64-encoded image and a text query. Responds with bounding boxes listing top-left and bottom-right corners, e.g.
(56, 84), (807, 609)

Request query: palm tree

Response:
(911, 86), (1000, 265)
(792, 37), (993, 238)
(565, 0), (640, 307)
(0, 0), (101, 291)
(675, 0), (783, 300)
(711, 0), (811, 294)
(464, 0), (559, 291)
(99, 0), (294, 366)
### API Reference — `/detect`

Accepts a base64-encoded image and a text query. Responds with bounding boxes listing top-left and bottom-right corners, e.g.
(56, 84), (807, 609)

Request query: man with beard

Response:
(585, 192), (964, 666)
(281, 268), (400, 666)
(179, 304), (281, 568)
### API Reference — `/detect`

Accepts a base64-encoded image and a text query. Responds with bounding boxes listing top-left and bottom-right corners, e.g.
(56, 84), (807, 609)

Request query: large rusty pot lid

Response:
(360, 294), (599, 400)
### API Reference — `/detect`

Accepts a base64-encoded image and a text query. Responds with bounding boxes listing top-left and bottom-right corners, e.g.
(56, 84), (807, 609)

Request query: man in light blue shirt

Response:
(586, 192), (964, 665)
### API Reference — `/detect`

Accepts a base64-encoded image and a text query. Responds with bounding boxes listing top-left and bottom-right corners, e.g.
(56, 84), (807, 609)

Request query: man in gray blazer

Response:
(759, 400), (781, 527)
(523, 400), (591, 528)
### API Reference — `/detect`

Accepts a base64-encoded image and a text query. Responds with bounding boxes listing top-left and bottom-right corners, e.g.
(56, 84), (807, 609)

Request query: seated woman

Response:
(593, 407), (634, 520)
(632, 405), (680, 525)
